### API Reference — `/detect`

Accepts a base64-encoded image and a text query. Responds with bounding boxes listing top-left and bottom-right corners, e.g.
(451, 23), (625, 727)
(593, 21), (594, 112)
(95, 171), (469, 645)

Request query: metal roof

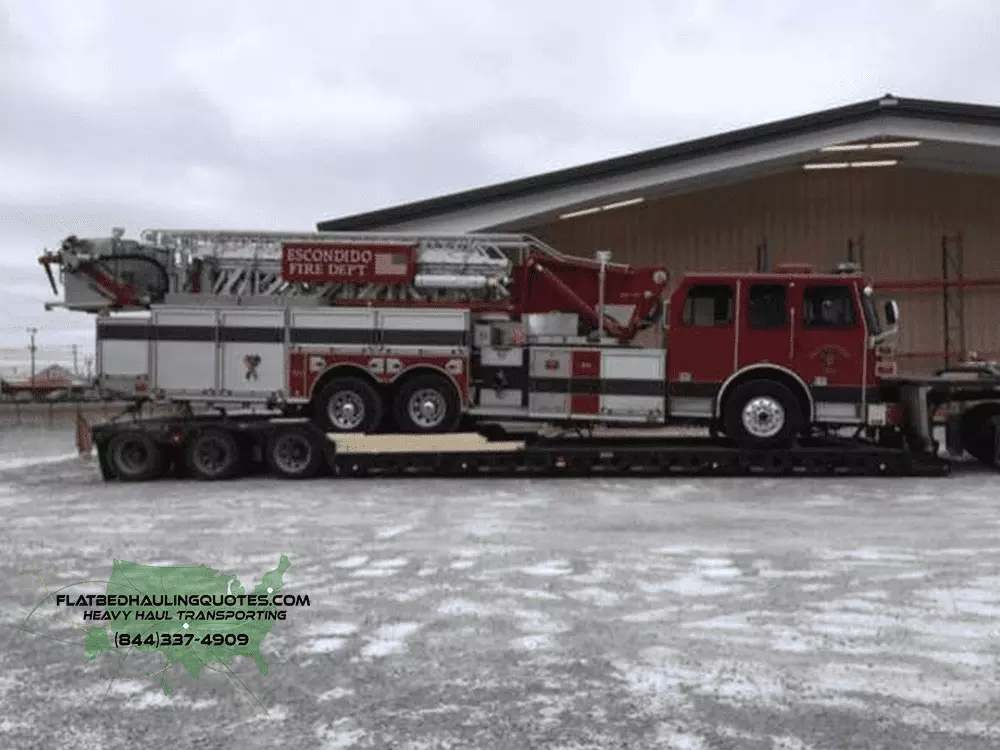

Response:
(316, 94), (1000, 232)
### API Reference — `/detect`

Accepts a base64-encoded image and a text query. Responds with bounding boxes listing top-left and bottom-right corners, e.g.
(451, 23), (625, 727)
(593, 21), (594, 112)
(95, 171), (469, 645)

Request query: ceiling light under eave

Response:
(821, 139), (921, 152)
(559, 196), (645, 220)
(803, 159), (898, 170)
(601, 197), (645, 211)
(870, 140), (921, 149)
(821, 143), (870, 152)
(558, 206), (602, 219)
(850, 159), (899, 168)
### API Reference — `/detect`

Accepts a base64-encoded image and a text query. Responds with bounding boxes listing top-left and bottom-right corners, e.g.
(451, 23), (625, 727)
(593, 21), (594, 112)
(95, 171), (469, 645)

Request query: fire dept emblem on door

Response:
(243, 354), (261, 381)
(808, 345), (852, 375)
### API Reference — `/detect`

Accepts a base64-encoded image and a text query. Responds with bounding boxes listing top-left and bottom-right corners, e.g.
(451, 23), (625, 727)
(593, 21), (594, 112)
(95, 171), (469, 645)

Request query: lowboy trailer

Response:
(37, 227), (1000, 481)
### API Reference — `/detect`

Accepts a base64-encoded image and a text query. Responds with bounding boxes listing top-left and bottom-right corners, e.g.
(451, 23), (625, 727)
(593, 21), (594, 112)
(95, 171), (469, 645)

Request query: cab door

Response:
(667, 281), (736, 417)
(737, 281), (794, 371)
(789, 281), (868, 417)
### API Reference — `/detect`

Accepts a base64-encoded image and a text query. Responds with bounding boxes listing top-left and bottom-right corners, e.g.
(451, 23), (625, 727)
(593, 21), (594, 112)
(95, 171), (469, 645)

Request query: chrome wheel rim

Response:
(408, 388), (446, 429)
(328, 391), (365, 430)
(741, 396), (786, 439)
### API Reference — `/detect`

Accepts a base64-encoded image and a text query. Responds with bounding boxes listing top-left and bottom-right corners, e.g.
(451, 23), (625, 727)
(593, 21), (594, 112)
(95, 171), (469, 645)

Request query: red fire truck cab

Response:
(661, 262), (900, 448)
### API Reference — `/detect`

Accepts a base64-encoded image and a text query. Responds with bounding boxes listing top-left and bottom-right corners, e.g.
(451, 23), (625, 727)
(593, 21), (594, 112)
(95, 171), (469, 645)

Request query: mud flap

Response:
(992, 414), (1000, 470)
(899, 384), (934, 453)
(945, 411), (964, 457)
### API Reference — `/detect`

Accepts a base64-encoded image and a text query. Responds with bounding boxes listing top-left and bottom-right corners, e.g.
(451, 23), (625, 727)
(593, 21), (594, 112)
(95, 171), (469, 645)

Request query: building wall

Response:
(528, 166), (1000, 373)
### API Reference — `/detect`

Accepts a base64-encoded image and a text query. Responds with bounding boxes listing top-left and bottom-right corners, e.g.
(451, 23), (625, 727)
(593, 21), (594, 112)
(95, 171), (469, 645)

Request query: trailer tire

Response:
(723, 379), (803, 450)
(106, 432), (164, 482)
(184, 428), (242, 481)
(393, 373), (461, 434)
(313, 376), (382, 433)
(959, 405), (1000, 468)
(265, 425), (325, 479)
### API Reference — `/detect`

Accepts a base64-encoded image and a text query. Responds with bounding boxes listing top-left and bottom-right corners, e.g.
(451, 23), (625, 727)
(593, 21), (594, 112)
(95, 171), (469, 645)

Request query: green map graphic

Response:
(84, 556), (291, 694)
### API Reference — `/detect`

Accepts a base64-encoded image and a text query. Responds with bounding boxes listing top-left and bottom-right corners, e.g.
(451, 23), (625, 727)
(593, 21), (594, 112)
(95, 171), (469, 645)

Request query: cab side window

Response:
(803, 285), (856, 328)
(682, 284), (733, 326)
(748, 284), (786, 328)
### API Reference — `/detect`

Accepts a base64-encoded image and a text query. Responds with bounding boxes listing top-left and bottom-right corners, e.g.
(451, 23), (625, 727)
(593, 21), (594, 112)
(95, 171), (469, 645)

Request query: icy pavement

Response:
(2, 428), (1000, 749)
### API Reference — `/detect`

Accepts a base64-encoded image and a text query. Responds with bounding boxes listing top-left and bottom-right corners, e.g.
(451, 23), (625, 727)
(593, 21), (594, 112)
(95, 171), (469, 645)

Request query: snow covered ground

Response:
(3, 425), (1000, 749)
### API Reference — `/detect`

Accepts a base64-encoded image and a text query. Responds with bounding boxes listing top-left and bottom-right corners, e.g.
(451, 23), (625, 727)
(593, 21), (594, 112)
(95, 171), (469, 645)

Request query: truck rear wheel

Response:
(313, 376), (382, 433)
(959, 405), (1000, 468)
(107, 432), (164, 482)
(265, 425), (325, 479)
(393, 373), (461, 434)
(723, 380), (803, 450)
(184, 428), (242, 481)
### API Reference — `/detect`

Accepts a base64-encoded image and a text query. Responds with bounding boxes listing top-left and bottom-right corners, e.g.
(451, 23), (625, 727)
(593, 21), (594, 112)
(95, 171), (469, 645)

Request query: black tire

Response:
(106, 432), (164, 482)
(723, 379), (804, 450)
(184, 428), (242, 481)
(265, 425), (325, 479)
(392, 373), (462, 434)
(313, 376), (382, 433)
(959, 405), (1000, 468)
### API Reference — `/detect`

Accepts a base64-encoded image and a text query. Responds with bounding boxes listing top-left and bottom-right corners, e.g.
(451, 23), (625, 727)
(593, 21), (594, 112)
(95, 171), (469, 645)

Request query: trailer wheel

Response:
(959, 405), (1000, 468)
(106, 432), (164, 482)
(313, 376), (382, 433)
(265, 425), (325, 479)
(184, 428), (242, 481)
(723, 379), (803, 450)
(393, 373), (461, 433)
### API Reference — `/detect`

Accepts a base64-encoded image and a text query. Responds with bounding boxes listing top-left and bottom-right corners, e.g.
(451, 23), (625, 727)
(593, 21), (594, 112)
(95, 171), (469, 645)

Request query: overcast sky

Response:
(3, 0), (1000, 359)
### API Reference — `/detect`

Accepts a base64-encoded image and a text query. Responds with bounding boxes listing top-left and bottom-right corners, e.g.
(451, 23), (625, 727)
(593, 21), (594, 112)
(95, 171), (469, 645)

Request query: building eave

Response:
(316, 95), (1000, 233)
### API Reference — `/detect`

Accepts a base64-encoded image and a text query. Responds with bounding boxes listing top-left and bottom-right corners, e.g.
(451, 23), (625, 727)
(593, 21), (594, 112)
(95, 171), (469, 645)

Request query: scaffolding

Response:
(941, 232), (965, 367)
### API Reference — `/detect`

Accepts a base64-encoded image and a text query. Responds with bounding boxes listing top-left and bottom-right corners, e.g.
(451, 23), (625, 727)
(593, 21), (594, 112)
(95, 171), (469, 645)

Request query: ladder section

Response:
(46, 230), (573, 310)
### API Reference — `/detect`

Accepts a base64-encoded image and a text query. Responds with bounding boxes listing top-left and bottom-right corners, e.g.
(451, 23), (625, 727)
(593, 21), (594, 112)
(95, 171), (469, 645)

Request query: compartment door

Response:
(529, 348), (570, 416)
(152, 308), (218, 396)
(96, 315), (151, 396)
(219, 309), (286, 397)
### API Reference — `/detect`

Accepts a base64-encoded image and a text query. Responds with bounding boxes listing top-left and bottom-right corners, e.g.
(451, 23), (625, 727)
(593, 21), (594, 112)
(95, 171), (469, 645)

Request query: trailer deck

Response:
(88, 415), (953, 481)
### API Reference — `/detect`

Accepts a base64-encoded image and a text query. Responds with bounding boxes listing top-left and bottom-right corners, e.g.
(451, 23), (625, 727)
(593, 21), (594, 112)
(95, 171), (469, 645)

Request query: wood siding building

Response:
(530, 167), (1000, 372)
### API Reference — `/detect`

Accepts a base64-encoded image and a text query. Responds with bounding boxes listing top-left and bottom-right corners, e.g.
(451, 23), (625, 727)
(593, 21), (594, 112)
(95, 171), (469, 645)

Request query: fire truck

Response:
(37, 228), (1000, 482)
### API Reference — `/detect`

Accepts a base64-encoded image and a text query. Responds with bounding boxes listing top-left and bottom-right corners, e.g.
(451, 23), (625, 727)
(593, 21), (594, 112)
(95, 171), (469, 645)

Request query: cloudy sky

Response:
(2, 0), (1000, 362)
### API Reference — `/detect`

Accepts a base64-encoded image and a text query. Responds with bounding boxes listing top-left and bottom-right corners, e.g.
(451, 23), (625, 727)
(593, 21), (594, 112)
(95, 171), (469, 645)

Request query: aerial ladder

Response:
(37, 228), (666, 343)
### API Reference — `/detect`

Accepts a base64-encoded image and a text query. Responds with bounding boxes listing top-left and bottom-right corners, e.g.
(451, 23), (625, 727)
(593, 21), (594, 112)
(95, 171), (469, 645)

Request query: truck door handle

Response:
(789, 306), (796, 358)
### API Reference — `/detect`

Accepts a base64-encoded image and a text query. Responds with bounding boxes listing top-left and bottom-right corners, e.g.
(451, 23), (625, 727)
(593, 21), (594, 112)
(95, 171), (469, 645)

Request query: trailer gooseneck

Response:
(39, 227), (1000, 482)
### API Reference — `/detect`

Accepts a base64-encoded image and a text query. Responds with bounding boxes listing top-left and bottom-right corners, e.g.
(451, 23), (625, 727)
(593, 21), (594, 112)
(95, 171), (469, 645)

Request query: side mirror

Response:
(884, 300), (899, 326)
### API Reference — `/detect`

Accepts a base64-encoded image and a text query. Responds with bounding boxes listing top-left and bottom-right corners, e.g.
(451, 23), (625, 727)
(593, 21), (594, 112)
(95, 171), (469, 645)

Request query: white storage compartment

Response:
(151, 308), (218, 396)
(219, 309), (286, 397)
(290, 308), (377, 348)
(377, 308), (469, 348)
(96, 315), (151, 397)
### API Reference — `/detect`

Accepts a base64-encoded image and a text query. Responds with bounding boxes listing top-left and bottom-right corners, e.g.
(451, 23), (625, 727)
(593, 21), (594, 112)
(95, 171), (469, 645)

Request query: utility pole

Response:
(26, 327), (37, 400)
(73, 344), (79, 375)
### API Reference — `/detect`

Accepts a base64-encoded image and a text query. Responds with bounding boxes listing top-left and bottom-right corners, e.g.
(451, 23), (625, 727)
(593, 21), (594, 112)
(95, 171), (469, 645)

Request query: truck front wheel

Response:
(723, 380), (803, 450)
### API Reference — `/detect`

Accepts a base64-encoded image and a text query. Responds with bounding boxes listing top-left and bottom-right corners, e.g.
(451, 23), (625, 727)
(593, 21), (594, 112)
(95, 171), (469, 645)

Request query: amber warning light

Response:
(280, 242), (415, 284)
